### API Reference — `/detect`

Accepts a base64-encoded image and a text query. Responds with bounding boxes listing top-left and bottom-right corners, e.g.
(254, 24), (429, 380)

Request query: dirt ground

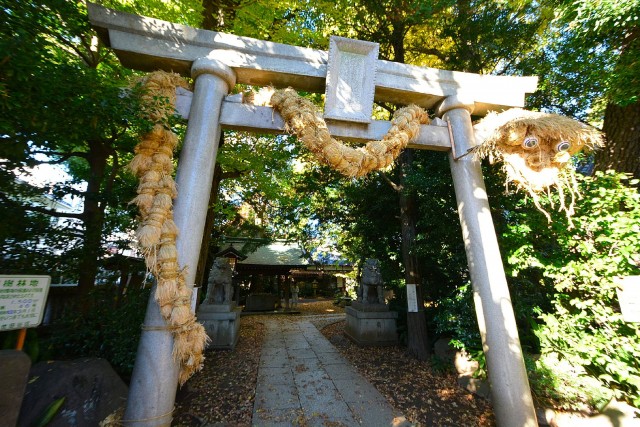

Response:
(173, 299), (494, 426)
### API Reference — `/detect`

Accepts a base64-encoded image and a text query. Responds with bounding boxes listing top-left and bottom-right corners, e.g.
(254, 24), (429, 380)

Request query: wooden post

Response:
(16, 328), (27, 351)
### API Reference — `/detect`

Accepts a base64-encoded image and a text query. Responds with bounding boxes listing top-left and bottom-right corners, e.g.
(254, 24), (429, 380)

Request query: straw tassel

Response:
(473, 108), (604, 223)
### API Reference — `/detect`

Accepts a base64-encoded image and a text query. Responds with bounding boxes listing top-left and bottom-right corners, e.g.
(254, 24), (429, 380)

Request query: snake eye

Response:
(556, 141), (571, 152)
(523, 136), (539, 149)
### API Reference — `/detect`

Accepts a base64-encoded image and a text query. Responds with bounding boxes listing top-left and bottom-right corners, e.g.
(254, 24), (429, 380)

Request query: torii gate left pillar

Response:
(123, 57), (235, 426)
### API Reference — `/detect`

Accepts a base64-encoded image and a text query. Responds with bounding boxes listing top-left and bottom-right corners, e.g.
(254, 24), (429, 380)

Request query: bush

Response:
(44, 284), (151, 381)
(502, 171), (640, 407)
(527, 353), (613, 413)
(430, 282), (482, 352)
(431, 171), (640, 409)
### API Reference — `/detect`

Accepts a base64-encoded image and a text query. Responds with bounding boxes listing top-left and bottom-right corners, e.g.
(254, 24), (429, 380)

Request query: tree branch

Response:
(30, 150), (90, 162)
(0, 192), (84, 219)
(28, 204), (84, 219)
(221, 170), (245, 180)
(410, 46), (448, 62)
(378, 171), (402, 192)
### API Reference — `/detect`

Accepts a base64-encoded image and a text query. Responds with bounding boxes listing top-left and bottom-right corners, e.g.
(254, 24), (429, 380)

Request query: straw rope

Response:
(265, 88), (430, 177)
(130, 71), (208, 386)
(473, 108), (603, 223)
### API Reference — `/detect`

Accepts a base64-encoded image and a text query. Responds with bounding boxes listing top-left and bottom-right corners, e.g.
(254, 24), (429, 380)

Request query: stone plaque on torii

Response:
(88, 4), (539, 426)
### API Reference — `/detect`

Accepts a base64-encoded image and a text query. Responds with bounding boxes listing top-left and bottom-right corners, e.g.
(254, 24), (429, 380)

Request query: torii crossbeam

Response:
(88, 4), (539, 426)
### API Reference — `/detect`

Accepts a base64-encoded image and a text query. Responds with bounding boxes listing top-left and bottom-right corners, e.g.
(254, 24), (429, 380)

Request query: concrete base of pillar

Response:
(344, 306), (398, 346)
(197, 305), (241, 350)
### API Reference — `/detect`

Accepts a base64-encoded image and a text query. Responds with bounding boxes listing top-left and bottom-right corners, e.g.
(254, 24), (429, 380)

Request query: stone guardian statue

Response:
(205, 257), (233, 305)
(360, 258), (385, 305)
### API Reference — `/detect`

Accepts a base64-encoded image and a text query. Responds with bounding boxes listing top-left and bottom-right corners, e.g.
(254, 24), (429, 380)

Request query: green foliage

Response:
(100, 0), (204, 27)
(44, 285), (151, 380)
(0, 0), (150, 287)
(500, 171), (640, 406)
(526, 354), (612, 412)
(430, 170), (640, 409)
(554, 0), (640, 106)
(431, 283), (482, 352)
(522, 0), (639, 118)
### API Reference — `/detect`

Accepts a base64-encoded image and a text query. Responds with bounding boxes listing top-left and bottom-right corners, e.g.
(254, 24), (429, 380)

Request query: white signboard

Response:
(406, 284), (418, 313)
(324, 36), (379, 123)
(616, 276), (640, 323)
(0, 275), (51, 331)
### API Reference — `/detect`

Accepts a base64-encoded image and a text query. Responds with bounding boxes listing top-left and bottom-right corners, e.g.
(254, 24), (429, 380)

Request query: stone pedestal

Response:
(344, 306), (398, 346)
(197, 304), (242, 350)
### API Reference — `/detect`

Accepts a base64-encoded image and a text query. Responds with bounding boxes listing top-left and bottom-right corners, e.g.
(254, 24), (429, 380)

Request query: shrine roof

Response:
(219, 240), (309, 267)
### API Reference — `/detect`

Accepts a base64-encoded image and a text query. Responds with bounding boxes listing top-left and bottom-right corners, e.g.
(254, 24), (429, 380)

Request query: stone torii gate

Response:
(88, 4), (539, 426)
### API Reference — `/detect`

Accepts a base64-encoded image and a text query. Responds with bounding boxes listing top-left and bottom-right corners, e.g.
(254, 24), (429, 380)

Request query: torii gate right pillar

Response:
(438, 96), (538, 426)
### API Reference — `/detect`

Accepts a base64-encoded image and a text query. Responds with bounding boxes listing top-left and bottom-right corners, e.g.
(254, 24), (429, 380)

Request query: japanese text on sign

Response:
(0, 275), (51, 331)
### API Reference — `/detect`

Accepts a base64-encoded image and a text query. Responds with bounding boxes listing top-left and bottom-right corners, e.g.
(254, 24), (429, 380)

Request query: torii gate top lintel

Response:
(87, 3), (537, 116)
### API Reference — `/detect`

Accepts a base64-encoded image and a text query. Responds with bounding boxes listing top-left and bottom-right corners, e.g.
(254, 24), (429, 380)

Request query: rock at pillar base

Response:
(197, 305), (242, 350)
(344, 306), (398, 346)
(0, 350), (31, 427)
(17, 358), (128, 427)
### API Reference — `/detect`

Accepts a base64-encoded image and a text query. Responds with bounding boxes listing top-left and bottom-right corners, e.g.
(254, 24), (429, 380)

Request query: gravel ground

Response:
(321, 321), (495, 426)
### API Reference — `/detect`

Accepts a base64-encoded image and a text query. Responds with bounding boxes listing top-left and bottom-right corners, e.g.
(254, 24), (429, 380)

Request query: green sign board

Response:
(0, 275), (51, 331)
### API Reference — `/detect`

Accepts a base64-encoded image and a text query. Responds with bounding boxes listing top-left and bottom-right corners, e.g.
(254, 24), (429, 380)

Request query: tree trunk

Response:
(195, 162), (224, 288)
(201, 0), (239, 31)
(594, 100), (640, 181)
(77, 140), (109, 310)
(398, 150), (430, 360)
(386, 21), (430, 360)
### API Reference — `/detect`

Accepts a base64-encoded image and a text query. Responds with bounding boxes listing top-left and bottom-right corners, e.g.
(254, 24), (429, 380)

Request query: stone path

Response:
(252, 315), (409, 427)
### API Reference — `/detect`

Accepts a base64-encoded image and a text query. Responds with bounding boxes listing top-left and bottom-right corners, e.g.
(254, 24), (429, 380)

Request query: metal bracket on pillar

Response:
(446, 117), (475, 161)
(438, 94), (476, 161)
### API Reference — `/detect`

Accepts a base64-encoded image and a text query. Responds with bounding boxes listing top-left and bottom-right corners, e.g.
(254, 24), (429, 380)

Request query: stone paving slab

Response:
(254, 383), (299, 410)
(252, 316), (409, 427)
(253, 408), (303, 427)
(332, 378), (385, 403)
(258, 366), (294, 385)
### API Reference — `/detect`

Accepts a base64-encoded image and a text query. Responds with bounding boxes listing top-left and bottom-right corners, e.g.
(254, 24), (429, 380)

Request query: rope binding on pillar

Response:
(129, 71), (209, 386)
(473, 108), (604, 224)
